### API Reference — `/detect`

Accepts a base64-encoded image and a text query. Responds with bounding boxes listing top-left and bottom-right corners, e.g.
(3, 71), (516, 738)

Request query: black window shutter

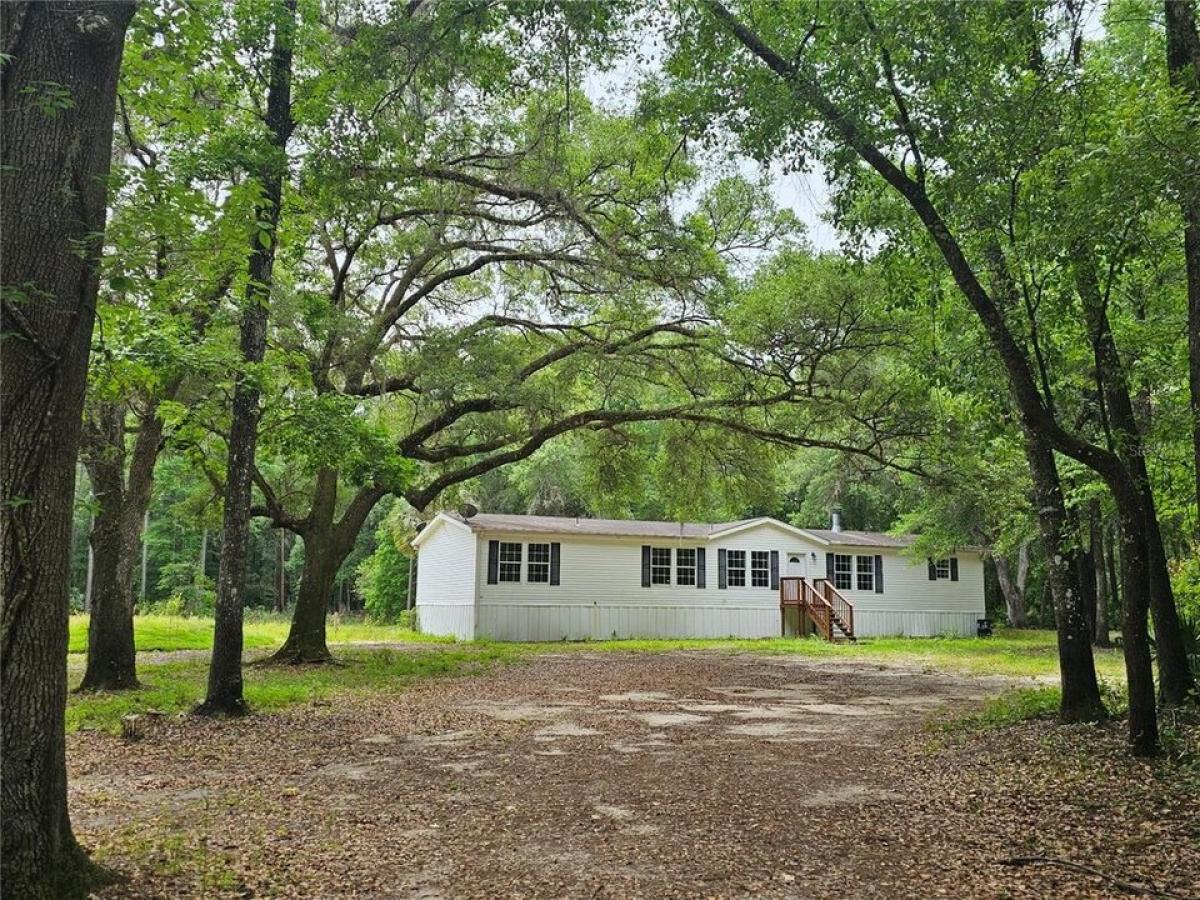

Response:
(874, 554), (884, 593)
(770, 550), (779, 590)
(826, 552), (834, 581)
(696, 547), (706, 589)
(550, 542), (561, 586)
(717, 548), (727, 589)
(928, 558), (937, 580)
(641, 545), (651, 588)
(950, 557), (959, 582)
(487, 540), (499, 584)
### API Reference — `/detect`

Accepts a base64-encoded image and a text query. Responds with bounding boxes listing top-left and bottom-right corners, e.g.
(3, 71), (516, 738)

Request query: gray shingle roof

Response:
(450, 512), (757, 540)
(802, 529), (916, 549)
(447, 513), (922, 549)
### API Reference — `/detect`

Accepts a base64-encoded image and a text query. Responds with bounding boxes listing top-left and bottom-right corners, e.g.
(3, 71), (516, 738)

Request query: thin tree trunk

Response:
(139, 508), (149, 603)
(1076, 260), (1195, 704)
(276, 529), (286, 612)
(1165, 0), (1200, 538)
(84, 514), (95, 613)
(199, 0), (295, 715)
(1106, 522), (1121, 618)
(199, 528), (208, 580)
(994, 551), (1028, 628)
(1091, 507), (1112, 647)
(0, 2), (135, 893)
(406, 555), (415, 611)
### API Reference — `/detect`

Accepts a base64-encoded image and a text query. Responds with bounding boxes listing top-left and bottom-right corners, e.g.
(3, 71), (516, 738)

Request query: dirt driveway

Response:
(71, 651), (1199, 899)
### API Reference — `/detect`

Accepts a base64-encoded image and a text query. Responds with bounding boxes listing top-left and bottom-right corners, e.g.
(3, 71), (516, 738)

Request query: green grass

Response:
(497, 627), (1127, 682)
(67, 644), (525, 734)
(68, 613), (448, 654)
(67, 619), (1126, 736)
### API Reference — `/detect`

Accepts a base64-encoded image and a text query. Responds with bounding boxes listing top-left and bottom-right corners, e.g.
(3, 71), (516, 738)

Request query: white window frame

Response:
(750, 550), (770, 587)
(833, 553), (853, 591)
(856, 555), (874, 592)
(935, 558), (951, 580)
(498, 542), (522, 583)
(727, 549), (746, 587)
(527, 542), (550, 584)
(676, 548), (697, 586)
(650, 547), (672, 585)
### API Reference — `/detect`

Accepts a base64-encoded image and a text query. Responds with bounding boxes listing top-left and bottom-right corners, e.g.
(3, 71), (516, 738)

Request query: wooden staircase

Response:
(779, 577), (855, 642)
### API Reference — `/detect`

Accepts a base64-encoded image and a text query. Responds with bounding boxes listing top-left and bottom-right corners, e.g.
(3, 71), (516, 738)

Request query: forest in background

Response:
(43, 0), (1200, 718)
(4, 0), (1200, 893)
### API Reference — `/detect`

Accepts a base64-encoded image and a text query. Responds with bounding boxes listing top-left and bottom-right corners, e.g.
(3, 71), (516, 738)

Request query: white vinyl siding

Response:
(415, 516), (986, 641)
(414, 519), (477, 639)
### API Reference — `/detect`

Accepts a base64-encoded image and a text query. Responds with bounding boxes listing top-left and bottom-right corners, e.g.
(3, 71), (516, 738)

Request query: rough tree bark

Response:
(1023, 439), (1106, 722)
(1076, 260), (1195, 703)
(268, 471), (384, 663)
(1165, 0), (1200, 537)
(198, 0), (295, 714)
(1090, 506), (1112, 647)
(77, 392), (174, 690)
(0, 2), (136, 894)
(994, 539), (1030, 628)
(701, 0), (1172, 749)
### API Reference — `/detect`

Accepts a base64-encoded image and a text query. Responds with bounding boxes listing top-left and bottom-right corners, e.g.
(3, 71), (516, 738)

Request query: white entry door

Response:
(785, 552), (808, 578)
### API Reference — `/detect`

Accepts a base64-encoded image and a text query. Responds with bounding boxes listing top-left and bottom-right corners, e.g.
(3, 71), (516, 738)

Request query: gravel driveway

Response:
(69, 650), (1199, 899)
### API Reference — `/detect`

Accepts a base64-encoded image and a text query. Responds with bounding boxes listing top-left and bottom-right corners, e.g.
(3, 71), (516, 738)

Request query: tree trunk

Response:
(271, 475), (385, 663)
(77, 393), (167, 691)
(199, 527), (208, 580)
(272, 527), (341, 663)
(1020, 439), (1106, 722)
(1076, 259), (1195, 704)
(994, 550), (1028, 628)
(1106, 522), (1121, 618)
(1091, 507), (1112, 647)
(1165, 0), (1200, 538)
(84, 513), (95, 613)
(1116, 507), (1159, 756)
(0, 2), (135, 894)
(276, 529), (287, 612)
(77, 409), (138, 691)
(198, 0), (295, 716)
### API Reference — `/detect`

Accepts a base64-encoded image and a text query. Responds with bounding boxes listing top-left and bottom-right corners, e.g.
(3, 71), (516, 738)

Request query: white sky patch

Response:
(582, 32), (839, 253)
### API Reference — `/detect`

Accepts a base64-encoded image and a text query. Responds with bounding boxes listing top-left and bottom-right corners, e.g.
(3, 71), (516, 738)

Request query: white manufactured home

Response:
(412, 512), (985, 642)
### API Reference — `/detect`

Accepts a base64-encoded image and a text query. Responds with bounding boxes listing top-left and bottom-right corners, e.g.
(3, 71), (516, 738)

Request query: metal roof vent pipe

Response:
(830, 505), (843, 533)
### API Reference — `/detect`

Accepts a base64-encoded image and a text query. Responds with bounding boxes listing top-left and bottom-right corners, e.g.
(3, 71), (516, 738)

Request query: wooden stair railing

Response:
(779, 576), (854, 642)
(817, 578), (855, 641)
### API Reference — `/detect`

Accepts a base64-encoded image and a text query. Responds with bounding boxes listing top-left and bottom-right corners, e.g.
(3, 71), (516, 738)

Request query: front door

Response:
(786, 552), (808, 579)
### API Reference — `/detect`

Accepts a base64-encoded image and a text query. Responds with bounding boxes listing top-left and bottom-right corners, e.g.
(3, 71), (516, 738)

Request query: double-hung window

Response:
(750, 551), (770, 587)
(856, 555), (874, 591)
(498, 542), (522, 582)
(727, 550), (747, 587)
(935, 558), (951, 580)
(833, 553), (853, 591)
(650, 547), (672, 585)
(676, 548), (697, 586)
(527, 542), (551, 583)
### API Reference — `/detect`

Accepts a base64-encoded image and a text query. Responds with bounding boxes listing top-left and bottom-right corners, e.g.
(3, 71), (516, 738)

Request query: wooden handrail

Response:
(818, 578), (854, 638)
(780, 577), (854, 641)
